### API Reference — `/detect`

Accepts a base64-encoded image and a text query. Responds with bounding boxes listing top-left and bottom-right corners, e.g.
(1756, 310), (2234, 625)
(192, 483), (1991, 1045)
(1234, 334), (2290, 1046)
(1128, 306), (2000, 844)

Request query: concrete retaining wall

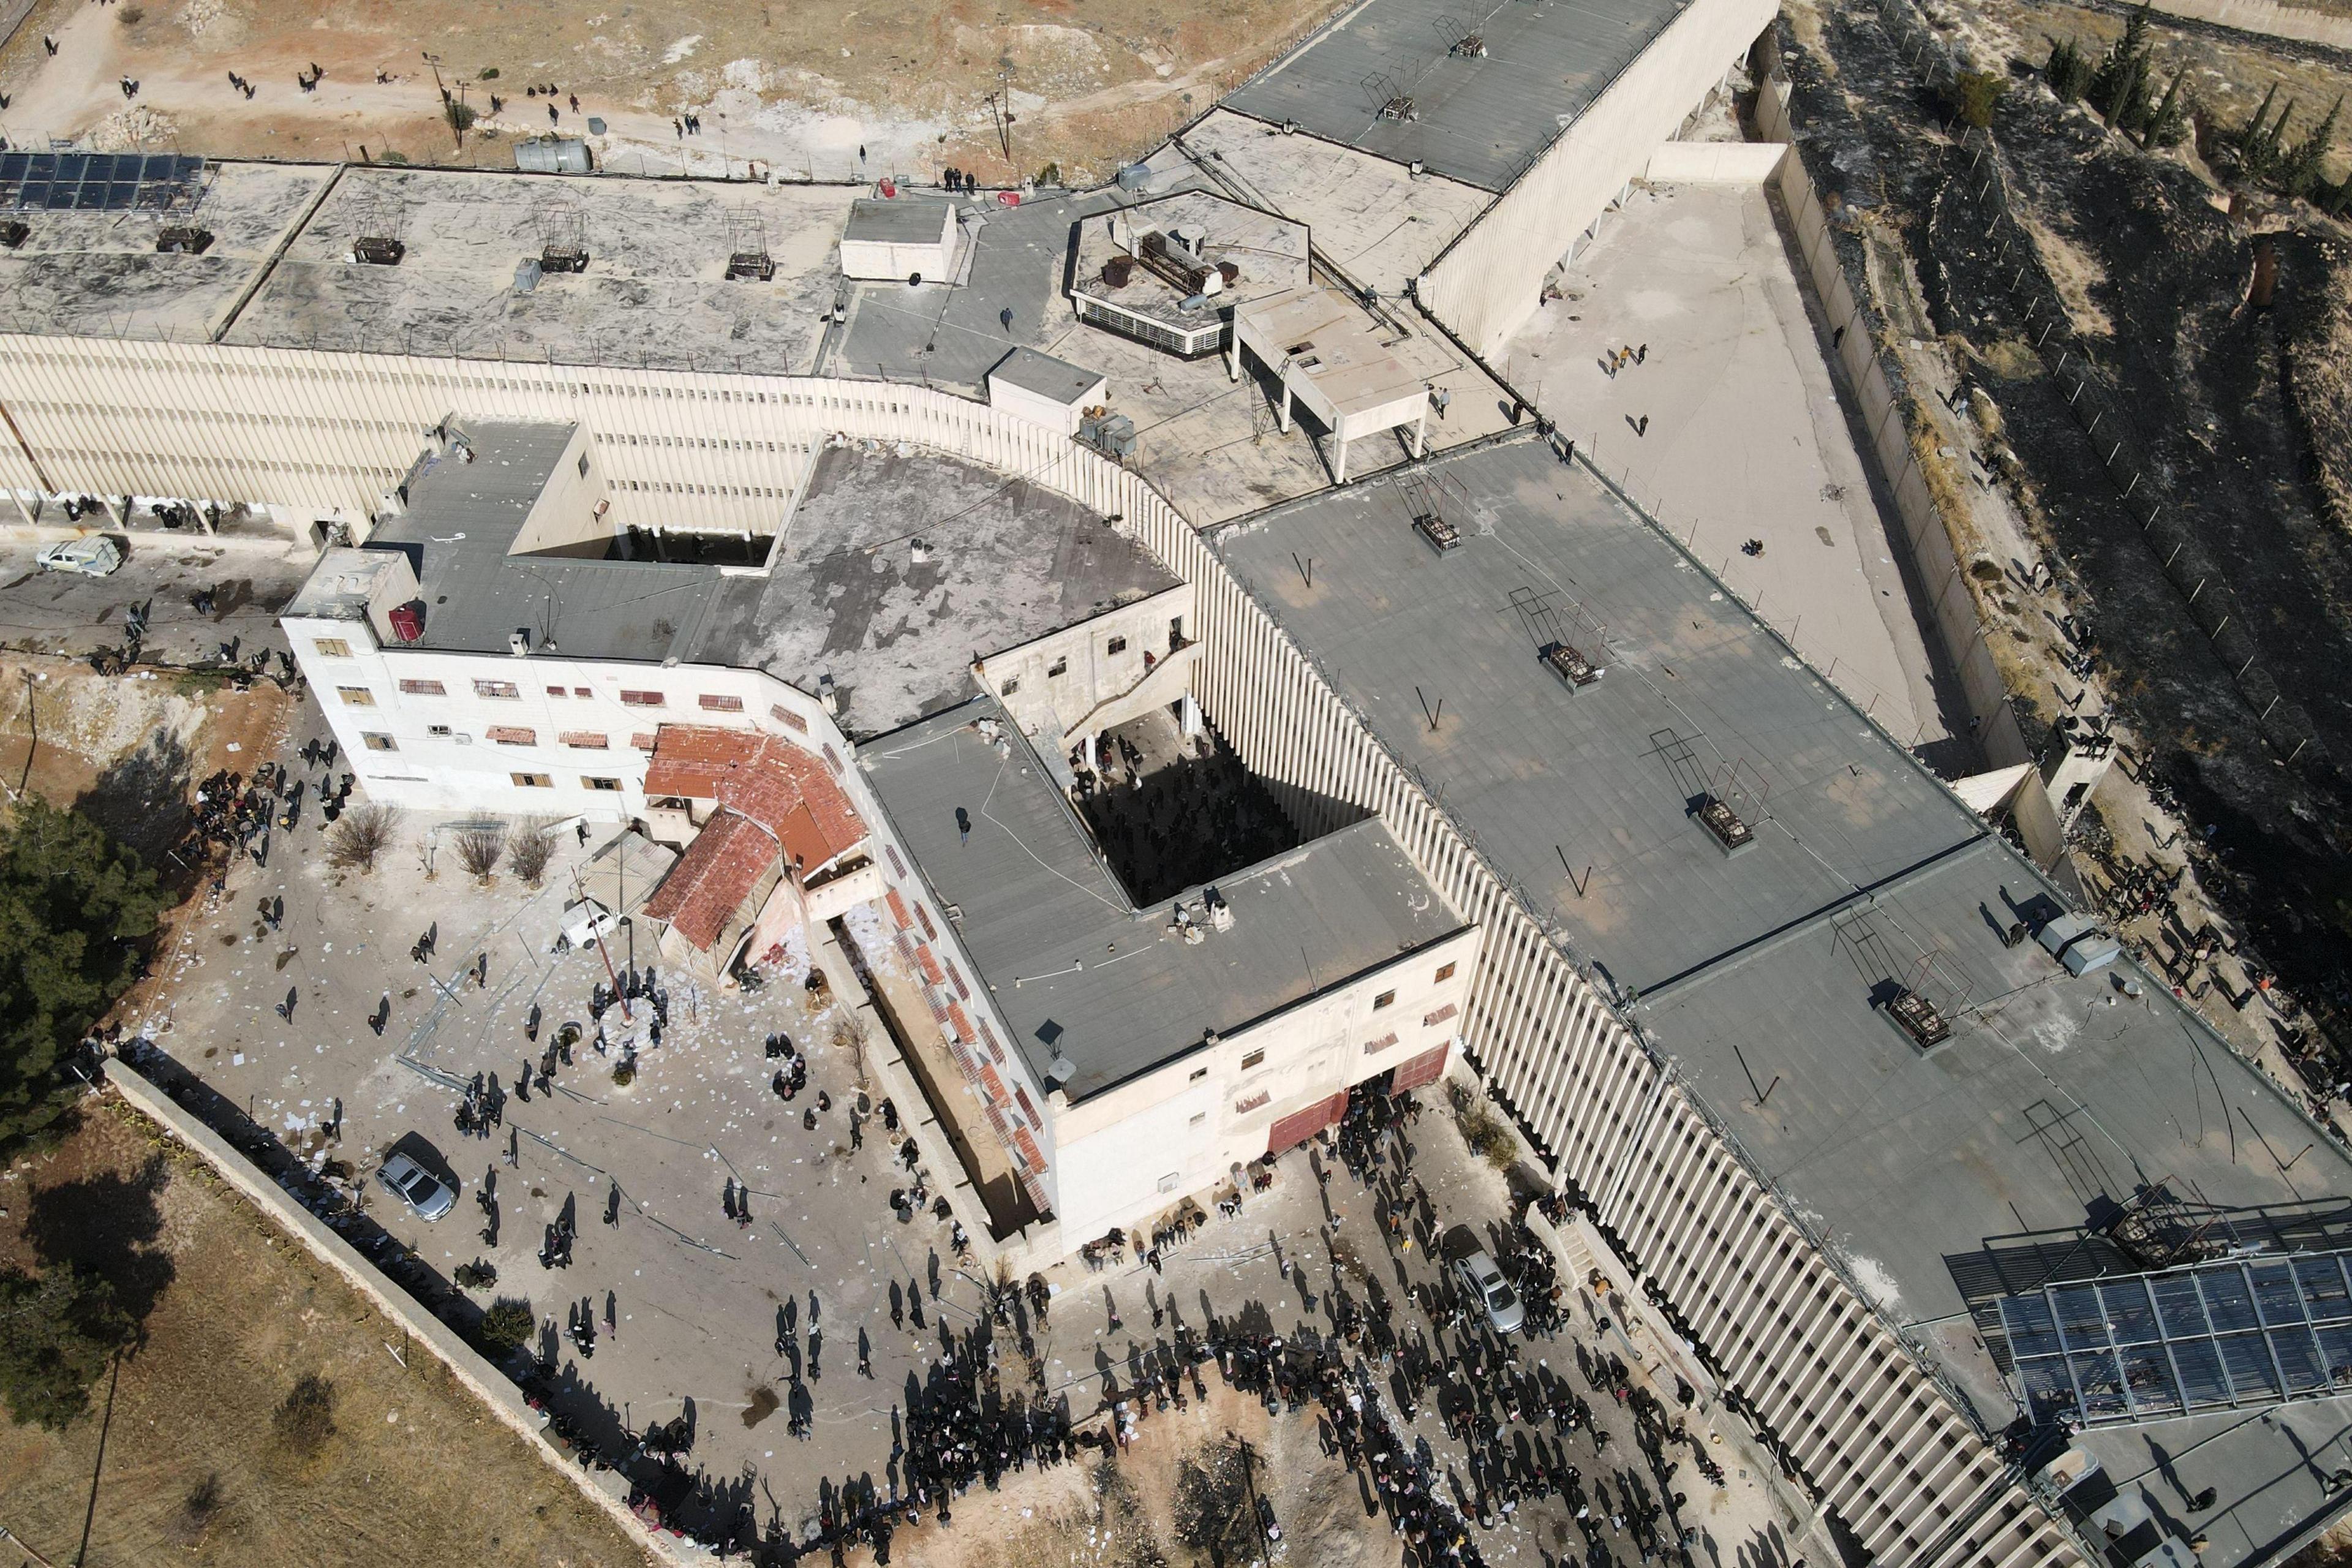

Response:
(2145, 0), (2352, 49)
(98, 1062), (694, 1565)
(1642, 141), (1789, 183)
(1760, 76), (2032, 769)
(1417, 0), (1779, 360)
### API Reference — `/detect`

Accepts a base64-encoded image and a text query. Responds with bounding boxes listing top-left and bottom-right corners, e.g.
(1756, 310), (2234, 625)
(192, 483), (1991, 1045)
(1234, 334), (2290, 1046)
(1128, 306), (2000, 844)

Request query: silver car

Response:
(1455, 1247), (1525, 1335)
(375, 1151), (456, 1221)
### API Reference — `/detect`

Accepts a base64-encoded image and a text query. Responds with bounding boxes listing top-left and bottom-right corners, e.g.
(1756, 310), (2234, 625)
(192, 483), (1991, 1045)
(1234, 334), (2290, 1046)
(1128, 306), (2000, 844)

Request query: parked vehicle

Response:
(35, 535), (123, 577)
(1453, 1246), (1525, 1335)
(560, 896), (618, 948)
(375, 1150), (456, 1221)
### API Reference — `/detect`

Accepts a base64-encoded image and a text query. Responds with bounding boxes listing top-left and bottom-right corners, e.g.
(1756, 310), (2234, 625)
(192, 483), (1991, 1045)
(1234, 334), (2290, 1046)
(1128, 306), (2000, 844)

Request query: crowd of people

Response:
(1070, 729), (1298, 904)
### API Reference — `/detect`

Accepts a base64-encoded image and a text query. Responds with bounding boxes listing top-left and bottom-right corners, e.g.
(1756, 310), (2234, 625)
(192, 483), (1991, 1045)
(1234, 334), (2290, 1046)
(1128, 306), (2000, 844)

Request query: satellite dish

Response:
(1046, 1050), (1079, 1087)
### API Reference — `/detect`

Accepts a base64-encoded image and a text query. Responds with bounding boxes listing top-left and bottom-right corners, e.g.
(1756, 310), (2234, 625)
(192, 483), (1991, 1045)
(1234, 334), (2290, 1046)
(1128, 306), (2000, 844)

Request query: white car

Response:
(1454, 1247), (1526, 1336)
(375, 1151), (456, 1221)
(560, 896), (619, 948)
(35, 536), (123, 578)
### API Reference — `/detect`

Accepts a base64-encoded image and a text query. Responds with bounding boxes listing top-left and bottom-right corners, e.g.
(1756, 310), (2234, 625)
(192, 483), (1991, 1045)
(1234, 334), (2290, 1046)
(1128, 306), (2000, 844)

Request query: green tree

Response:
(2146, 68), (2190, 148)
(477, 1297), (534, 1355)
(2090, 4), (2152, 112)
(2045, 37), (2094, 104)
(0, 1264), (132, 1429)
(2283, 96), (2342, 197)
(0, 797), (165, 1147)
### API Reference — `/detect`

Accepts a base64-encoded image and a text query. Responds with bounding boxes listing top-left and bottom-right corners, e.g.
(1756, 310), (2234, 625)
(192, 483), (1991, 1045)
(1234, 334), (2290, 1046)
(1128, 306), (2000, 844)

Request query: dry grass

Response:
(2284, 242), (2352, 537)
(0, 1098), (656, 1568)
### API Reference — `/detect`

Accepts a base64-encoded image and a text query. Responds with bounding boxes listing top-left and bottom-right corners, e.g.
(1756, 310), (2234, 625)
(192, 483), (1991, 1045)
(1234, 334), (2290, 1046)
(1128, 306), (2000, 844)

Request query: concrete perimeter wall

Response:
(1416, 0), (1779, 360)
(6, 330), (2077, 1566)
(98, 1063), (690, 1564)
(1755, 75), (2033, 771)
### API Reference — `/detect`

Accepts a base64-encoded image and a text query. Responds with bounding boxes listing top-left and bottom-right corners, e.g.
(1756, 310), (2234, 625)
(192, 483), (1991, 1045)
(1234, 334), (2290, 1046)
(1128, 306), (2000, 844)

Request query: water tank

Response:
(1115, 163), (1152, 191)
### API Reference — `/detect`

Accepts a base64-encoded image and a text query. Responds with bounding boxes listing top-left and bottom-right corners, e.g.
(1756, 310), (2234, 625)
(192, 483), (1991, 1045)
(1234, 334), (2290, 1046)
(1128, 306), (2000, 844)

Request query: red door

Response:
(1266, 1091), (1347, 1156)
(1389, 1041), (1449, 1095)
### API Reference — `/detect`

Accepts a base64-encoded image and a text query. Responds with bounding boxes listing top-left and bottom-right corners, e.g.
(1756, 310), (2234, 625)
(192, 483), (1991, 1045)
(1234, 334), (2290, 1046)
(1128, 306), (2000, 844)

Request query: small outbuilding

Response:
(839, 198), (959, 282)
(987, 348), (1108, 437)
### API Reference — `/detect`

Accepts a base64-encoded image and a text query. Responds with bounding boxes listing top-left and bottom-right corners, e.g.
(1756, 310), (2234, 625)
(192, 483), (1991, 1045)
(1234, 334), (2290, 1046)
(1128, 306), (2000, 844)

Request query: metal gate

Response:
(1389, 1042), (1449, 1095)
(1267, 1091), (1347, 1156)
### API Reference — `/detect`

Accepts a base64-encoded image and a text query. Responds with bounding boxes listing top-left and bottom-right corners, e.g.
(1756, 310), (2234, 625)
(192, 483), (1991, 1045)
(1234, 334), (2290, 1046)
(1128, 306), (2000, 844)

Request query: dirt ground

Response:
(0, 1095), (657, 1568)
(0, 0), (1333, 184)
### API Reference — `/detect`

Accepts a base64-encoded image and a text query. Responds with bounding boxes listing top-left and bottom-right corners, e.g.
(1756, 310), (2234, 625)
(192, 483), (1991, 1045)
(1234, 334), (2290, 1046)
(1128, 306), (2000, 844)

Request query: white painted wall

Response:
(974, 584), (1195, 741)
(1417, 0), (1778, 359)
(1050, 924), (1477, 1243)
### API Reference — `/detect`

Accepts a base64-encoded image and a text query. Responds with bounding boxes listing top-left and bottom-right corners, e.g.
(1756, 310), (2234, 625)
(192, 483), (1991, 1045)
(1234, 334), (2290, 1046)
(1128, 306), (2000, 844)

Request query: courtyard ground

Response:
(0, 1095), (658, 1568)
(99, 679), (1833, 1562)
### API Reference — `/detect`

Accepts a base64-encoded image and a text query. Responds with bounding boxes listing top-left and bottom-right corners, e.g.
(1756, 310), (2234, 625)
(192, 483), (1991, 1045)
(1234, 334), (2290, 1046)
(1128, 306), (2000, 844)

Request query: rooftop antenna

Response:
(725, 206), (775, 281)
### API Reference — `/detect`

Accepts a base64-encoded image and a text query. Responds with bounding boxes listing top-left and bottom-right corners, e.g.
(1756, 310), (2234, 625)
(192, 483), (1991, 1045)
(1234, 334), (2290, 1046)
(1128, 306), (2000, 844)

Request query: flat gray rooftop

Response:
(1222, 0), (1695, 190)
(1068, 190), (1308, 333)
(0, 160), (329, 341)
(1640, 833), (2352, 1568)
(862, 698), (1465, 1102)
(218, 165), (854, 371)
(844, 198), (952, 245)
(989, 347), (1104, 406)
(1215, 435), (1979, 995)
(1215, 434), (2352, 1566)
(360, 429), (1177, 734)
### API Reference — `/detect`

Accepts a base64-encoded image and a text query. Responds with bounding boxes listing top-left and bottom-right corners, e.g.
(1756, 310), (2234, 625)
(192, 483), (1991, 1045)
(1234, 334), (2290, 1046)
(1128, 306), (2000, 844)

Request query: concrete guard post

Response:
(97, 1062), (706, 1566)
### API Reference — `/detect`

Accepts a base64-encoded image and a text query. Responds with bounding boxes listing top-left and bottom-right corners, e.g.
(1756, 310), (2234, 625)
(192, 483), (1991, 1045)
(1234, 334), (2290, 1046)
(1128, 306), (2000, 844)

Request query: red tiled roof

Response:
(643, 725), (866, 871)
(885, 888), (912, 931)
(642, 811), (775, 952)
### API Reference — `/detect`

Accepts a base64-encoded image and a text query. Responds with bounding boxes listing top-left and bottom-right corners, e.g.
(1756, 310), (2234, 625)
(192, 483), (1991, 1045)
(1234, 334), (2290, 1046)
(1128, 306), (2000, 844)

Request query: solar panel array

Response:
(0, 152), (205, 213)
(1998, 1248), (2352, 1427)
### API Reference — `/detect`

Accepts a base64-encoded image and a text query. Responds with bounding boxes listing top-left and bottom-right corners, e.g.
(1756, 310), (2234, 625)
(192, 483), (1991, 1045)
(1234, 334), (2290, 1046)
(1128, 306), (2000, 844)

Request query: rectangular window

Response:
(486, 726), (536, 746)
(1000, 676), (1020, 696)
(559, 731), (608, 749)
(312, 637), (352, 658)
(1435, 962), (1457, 983)
(398, 678), (447, 696)
(1373, 990), (1396, 1011)
(1157, 1171), (1182, 1193)
(361, 733), (397, 752)
(575, 687), (592, 698)
(577, 452), (590, 478)
(1189, 1066), (1208, 1081)
(1240, 1049), (1265, 1071)
(473, 679), (520, 699)
(1106, 635), (1127, 655)
(427, 724), (453, 737)
(619, 690), (665, 707)
(336, 685), (375, 707)
(771, 704), (809, 733)
(699, 694), (744, 712)
(630, 732), (657, 751)
(546, 685), (567, 698)
(582, 777), (624, 791)
(510, 772), (552, 788)
(1046, 657), (1067, 679)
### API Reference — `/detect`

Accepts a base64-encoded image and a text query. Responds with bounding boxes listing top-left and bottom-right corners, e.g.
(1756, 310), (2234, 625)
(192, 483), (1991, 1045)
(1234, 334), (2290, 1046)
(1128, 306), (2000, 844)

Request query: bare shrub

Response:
(453, 827), (505, 883)
(325, 802), (399, 874)
(507, 821), (554, 888)
(271, 1374), (336, 1454)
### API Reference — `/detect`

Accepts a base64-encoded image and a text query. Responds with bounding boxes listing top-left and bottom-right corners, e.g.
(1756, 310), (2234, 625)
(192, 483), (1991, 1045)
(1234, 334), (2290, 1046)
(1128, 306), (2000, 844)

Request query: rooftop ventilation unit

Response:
(1882, 986), (1950, 1050)
(725, 208), (775, 281)
(0, 219), (26, 249)
(1078, 410), (1137, 459)
(2036, 911), (2122, 976)
(1539, 640), (1602, 688)
(1137, 230), (1221, 297)
(155, 225), (214, 255)
(536, 202), (589, 274)
(1398, 468), (1471, 555)
(1362, 72), (1418, 121)
(508, 628), (532, 657)
(1414, 511), (1461, 552)
(1694, 795), (1754, 856)
(352, 235), (405, 266)
(1434, 13), (1488, 56)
